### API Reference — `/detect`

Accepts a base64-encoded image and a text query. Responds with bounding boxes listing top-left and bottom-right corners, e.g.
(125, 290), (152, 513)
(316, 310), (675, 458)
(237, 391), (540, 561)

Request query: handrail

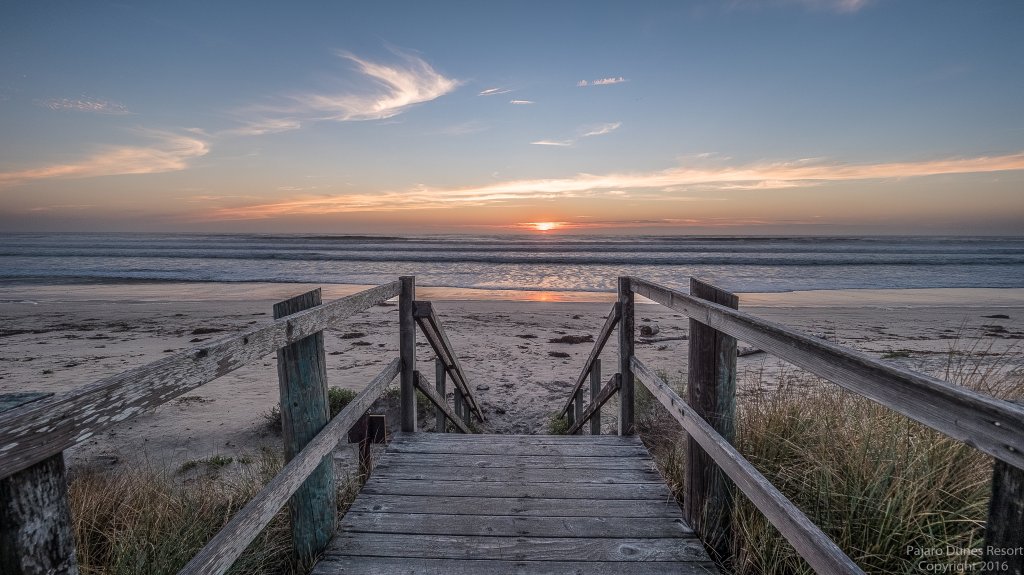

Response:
(178, 358), (401, 575)
(628, 276), (1024, 468)
(566, 374), (620, 435)
(631, 357), (864, 575)
(413, 371), (471, 434)
(558, 302), (620, 417)
(412, 300), (485, 422)
(0, 281), (402, 478)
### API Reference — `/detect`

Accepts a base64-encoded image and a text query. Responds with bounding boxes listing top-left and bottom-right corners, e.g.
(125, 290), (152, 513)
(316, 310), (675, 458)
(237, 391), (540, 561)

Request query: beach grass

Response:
(69, 448), (362, 575)
(637, 340), (1022, 574)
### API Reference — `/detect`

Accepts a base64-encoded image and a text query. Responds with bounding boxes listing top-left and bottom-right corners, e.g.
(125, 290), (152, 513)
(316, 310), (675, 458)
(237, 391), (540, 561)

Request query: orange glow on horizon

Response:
(528, 221), (563, 232)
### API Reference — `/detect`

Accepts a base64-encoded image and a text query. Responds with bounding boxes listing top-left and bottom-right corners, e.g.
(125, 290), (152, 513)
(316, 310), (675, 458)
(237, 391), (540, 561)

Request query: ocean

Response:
(1, 233), (1022, 295)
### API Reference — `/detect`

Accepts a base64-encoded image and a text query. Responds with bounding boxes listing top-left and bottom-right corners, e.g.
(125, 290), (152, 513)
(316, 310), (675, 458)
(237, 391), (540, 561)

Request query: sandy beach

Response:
(1, 282), (1022, 474)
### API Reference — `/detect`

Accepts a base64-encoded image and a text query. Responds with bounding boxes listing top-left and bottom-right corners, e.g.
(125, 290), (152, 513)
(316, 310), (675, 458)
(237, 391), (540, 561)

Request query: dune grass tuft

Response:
(637, 341), (1022, 574)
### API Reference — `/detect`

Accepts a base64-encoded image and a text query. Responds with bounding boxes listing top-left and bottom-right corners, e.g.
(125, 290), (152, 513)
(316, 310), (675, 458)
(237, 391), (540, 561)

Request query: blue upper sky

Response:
(1, 0), (1022, 234)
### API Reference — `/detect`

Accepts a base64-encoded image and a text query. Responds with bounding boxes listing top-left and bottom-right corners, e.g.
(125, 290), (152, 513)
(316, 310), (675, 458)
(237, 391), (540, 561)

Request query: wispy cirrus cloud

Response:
(38, 97), (130, 115)
(230, 49), (459, 135)
(0, 132), (209, 189)
(510, 99), (534, 105)
(530, 139), (573, 147)
(577, 77), (627, 87)
(297, 50), (459, 121)
(581, 122), (621, 137)
(478, 87), (511, 96)
(532, 121), (621, 147)
(199, 151), (1024, 220)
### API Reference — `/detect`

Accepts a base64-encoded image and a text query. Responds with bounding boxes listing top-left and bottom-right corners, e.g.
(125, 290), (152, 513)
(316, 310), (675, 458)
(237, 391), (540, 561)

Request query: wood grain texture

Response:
(323, 532), (708, 562)
(312, 557), (720, 575)
(0, 453), (79, 575)
(686, 278), (738, 563)
(0, 281), (401, 479)
(558, 303), (620, 417)
(399, 277), (417, 432)
(984, 455), (1024, 574)
(347, 495), (684, 518)
(370, 465), (662, 484)
(618, 277), (635, 436)
(632, 356), (864, 575)
(413, 371), (470, 434)
(178, 358), (400, 575)
(591, 357), (602, 435)
(273, 289), (334, 563)
(339, 512), (693, 537)
(385, 441), (646, 458)
(362, 479), (672, 500)
(567, 375), (620, 435)
(629, 276), (1024, 469)
(412, 300), (485, 422)
(434, 357), (446, 433)
(358, 453), (654, 470)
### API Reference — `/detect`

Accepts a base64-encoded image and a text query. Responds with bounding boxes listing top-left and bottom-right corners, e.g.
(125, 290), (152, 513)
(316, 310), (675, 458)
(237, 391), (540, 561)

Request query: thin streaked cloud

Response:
(510, 99), (534, 105)
(578, 77), (627, 87)
(0, 132), (209, 188)
(581, 122), (621, 137)
(530, 139), (573, 147)
(38, 98), (130, 115)
(198, 151), (1024, 220)
(478, 87), (511, 96)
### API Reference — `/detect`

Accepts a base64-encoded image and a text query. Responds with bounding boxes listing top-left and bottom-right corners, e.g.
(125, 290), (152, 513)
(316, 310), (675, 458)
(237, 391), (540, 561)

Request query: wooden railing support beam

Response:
(399, 276), (417, 432)
(435, 357), (447, 433)
(274, 289), (334, 563)
(618, 277), (635, 436)
(590, 358), (602, 435)
(685, 278), (739, 565)
(985, 403), (1024, 574)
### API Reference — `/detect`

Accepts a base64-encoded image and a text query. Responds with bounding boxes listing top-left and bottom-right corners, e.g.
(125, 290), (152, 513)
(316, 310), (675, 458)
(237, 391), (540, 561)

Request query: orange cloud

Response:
(0, 133), (208, 188)
(201, 151), (1024, 220)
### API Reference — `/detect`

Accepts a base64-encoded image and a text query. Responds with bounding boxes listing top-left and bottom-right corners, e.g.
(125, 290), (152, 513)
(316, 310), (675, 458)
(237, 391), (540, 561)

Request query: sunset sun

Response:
(530, 222), (561, 232)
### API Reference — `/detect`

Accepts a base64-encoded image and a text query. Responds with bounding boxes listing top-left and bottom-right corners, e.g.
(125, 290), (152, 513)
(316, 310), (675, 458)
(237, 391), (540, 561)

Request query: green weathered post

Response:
(617, 277), (635, 436)
(685, 277), (739, 565)
(0, 393), (79, 575)
(399, 276), (417, 432)
(274, 289), (334, 563)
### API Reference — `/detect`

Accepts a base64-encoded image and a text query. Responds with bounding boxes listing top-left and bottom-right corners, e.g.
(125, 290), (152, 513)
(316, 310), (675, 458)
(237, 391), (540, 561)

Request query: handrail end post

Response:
(399, 276), (417, 432)
(617, 276), (635, 436)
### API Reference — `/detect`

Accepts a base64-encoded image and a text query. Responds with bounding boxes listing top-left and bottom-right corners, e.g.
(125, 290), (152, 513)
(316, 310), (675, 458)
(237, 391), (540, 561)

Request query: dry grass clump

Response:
(637, 342), (1022, 575)
(69, 448), (362, 575)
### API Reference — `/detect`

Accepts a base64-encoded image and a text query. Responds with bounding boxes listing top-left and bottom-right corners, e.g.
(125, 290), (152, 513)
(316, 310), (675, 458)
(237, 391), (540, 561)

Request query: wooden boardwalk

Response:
(312, 433), (718, 574)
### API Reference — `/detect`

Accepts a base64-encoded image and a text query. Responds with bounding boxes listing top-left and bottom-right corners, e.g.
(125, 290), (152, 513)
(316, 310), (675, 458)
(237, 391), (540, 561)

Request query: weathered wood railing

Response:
(561, 275), (1024, 574)
(0, 276), (482, 575)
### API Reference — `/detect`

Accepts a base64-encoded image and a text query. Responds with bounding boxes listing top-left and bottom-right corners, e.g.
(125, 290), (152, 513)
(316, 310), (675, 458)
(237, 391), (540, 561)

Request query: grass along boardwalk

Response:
(0, 276), (1021, 574)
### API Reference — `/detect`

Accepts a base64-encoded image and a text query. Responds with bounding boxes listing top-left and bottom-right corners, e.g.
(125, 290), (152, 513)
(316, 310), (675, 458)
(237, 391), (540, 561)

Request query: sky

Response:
(1, 0), (1023, 235)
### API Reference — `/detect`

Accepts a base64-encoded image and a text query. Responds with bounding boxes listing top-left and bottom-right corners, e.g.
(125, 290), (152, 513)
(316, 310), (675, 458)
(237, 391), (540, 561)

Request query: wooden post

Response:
(618, 276), (635, 436)
(573, 391), (584, 435)
(985, 399), (1023, 575)
(274, 289), (334, 563)
(685, 278), (739, 565)
(454, 387), (465, 428)
(590, 358), (602, 435)
(435, 357), (447, 433)
(399, 276), (417, 432)
(566, 395), (576, 430)
(0, 393), (79, 575)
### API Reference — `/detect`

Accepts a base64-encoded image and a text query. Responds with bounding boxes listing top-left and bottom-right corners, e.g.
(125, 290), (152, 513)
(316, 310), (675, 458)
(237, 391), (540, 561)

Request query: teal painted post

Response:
(274, 289), (334, 563)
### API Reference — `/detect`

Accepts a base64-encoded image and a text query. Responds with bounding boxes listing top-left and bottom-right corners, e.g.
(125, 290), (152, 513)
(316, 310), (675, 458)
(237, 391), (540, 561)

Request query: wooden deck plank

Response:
(362, 479), (673, 500)
(371, 465), (664, 484)
(313, 557), (720, 575)
(340, 512), (694, 537)
(385, 442), (647, 457)
(347, 495), (685, 517)
(322, 533), (709, 562)
(314, 433), (717, 574)
(359, 453), (654, 470)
